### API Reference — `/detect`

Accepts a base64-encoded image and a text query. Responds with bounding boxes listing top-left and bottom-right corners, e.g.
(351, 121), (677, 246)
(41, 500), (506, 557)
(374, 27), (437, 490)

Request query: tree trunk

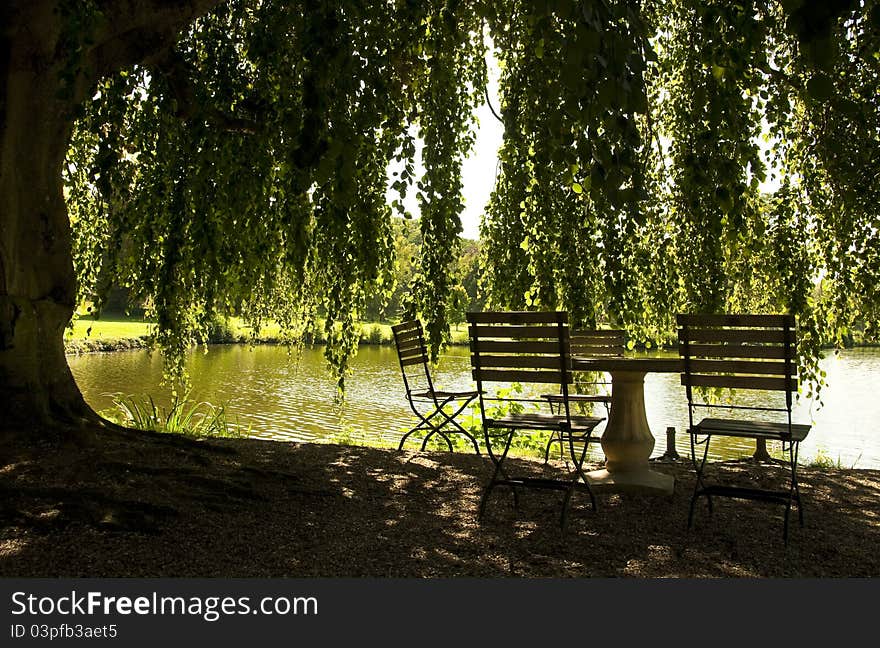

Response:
(1, 1), (225, 440)
(0, 25), (96, 437)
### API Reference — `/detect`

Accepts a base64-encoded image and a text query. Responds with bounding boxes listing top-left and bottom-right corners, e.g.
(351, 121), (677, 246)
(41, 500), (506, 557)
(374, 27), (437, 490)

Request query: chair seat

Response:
(692, 418), (810, 442)
(411, 389), (480, 400)
(486, 412), (604, 435)
(541, 393), (611, 405)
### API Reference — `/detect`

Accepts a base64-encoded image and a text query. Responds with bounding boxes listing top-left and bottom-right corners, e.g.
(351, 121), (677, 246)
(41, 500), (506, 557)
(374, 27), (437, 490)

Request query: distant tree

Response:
(363, 217), (420, 323)
(457, 237), (485, 315)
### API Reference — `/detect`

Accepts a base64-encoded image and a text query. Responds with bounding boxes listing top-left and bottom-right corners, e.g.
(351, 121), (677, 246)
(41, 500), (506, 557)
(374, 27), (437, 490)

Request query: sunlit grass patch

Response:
(66, 317), (154, 341)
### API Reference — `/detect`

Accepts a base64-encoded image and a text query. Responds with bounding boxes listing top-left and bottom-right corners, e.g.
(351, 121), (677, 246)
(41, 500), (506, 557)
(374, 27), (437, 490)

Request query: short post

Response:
(661, 426), (680, 460)
(753, 438), (771, 462)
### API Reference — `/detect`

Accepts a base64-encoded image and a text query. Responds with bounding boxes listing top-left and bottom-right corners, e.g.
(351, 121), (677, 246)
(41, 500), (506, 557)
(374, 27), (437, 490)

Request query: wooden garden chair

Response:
(467, 311), (604, 530)
(677, 313), (811, 543)
(541, 328), (624, 462)
(392, 319), (481, 454)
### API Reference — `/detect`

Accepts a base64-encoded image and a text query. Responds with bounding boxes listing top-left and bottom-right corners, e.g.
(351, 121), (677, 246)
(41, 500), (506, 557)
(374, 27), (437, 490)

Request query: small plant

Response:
(806, 448), (861, 470)
(329, 423), (391, 449)
(105, 391), (249, 438)
(330, 424), (362, 446)
(457, 383), (556, 457)
(806, 449), (838, 470)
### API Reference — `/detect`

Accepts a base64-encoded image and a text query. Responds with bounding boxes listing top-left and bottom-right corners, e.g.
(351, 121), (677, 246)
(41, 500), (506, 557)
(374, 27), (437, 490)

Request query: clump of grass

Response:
(105, 391), (249, 438)
(806, 448), (861, 470)
(328, 423), (390, 449)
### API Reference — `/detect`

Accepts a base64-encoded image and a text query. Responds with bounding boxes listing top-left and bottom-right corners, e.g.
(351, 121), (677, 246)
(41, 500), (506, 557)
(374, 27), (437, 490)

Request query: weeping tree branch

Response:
(81, 0), (227, 103)
(153, 48), (260, 134)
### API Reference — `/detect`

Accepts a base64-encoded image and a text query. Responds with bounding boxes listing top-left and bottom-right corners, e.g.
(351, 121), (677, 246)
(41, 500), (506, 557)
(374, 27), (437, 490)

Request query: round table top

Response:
(572, 356), (683, 374)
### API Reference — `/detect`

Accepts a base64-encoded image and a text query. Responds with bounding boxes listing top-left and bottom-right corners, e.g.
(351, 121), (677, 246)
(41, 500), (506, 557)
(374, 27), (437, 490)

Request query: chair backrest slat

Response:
(467, 311), (566, 324)
(679, 327), (794, 345)
(685, 343), (791, 359)
(400, 353), (430, 367)
(677, 313), (798, 396)
(469, 340), (563, 354)
(680, 313), (793, 327)
(684, 359), (793, 376)
(392, 319), (433, 397)
(474, 354), (567, 369)
(392, 320), (421, 333)
(397, 344), (426, 360)
(570, 344), (622, 357)
(393, 328), (423, 345)
(469, 324), (570, 339)
(474, 369), (570, 384)
(680, 374), (798, 392)
(570, 329), (626, 358)
(467, 312), (573, 417)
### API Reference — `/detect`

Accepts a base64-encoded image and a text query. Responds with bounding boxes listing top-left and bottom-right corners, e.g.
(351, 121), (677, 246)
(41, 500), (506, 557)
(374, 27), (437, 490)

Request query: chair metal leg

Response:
(546, 401), (568, 462)
(687, 430), (698, 528)
(542, 430), (565, 464)
(420, 429), (453, 452)
(398, 398), (445, 450)
(570, 432), (596, 510)
(432, 395), (481, 455)
(792, 442), (804, 528)
(688, 432), (712, 529)
(783, 440), (805, 544)
(399, 394), (480, 454)
(397, 420), (429, 451)
(479, 427), (517, 519)
(478, 425), (500, 520)
(543, 436), (554, 463)
(560, 429), (596, 531)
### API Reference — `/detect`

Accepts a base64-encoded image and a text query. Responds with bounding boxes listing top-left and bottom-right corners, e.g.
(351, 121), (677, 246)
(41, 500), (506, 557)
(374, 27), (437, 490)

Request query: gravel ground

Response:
(2, 429), (879, 577)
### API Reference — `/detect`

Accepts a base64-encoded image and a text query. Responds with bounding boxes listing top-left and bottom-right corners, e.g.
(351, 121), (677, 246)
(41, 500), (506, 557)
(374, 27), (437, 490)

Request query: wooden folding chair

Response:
(678, 313), (811, 543)
(467, 311), (604, 530)
(392, 320), (481, 454)
(541, 328), (624, 462)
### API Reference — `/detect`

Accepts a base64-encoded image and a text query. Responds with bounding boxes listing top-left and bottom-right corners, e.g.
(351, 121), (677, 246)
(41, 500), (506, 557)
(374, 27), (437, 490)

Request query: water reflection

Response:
(68, 344), (880, 469)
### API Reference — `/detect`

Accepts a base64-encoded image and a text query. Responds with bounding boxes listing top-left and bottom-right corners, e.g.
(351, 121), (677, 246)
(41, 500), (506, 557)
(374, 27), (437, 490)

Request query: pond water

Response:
(68, 344), (880, 469)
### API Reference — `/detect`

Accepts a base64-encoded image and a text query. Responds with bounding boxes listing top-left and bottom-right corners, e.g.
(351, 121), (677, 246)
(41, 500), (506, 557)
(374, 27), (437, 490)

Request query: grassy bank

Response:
(64, 315), (470, 353)
(64, 317), (154, 353)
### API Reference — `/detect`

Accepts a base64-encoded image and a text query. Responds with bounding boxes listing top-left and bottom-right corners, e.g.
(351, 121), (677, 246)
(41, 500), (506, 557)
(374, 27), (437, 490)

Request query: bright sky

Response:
(387, 56), (504, 241)
(388, 50), (788, 241)
(459, 64), (505, 239)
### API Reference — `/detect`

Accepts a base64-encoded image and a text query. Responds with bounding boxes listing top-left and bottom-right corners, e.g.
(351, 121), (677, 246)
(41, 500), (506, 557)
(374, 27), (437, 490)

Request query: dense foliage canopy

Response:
(64, 0), (880, 393)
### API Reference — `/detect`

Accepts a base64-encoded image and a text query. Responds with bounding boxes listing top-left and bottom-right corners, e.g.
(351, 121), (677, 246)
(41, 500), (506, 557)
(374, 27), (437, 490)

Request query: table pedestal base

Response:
(585, 467), (675, 495)
(587, 368), (675, 496)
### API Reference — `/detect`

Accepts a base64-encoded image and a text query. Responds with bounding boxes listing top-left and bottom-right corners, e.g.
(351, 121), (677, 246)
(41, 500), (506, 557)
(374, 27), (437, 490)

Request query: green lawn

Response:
(64, 315), (468, 344)
(66, 317), (154, 341)
(65, 316), (470, 345)
(66, 316), (273, 342)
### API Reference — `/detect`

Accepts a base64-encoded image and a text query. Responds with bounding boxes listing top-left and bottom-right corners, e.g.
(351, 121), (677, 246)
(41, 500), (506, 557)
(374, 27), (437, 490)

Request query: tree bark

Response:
(0, 0), (222, 439)
(0, 7), (93, 436)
